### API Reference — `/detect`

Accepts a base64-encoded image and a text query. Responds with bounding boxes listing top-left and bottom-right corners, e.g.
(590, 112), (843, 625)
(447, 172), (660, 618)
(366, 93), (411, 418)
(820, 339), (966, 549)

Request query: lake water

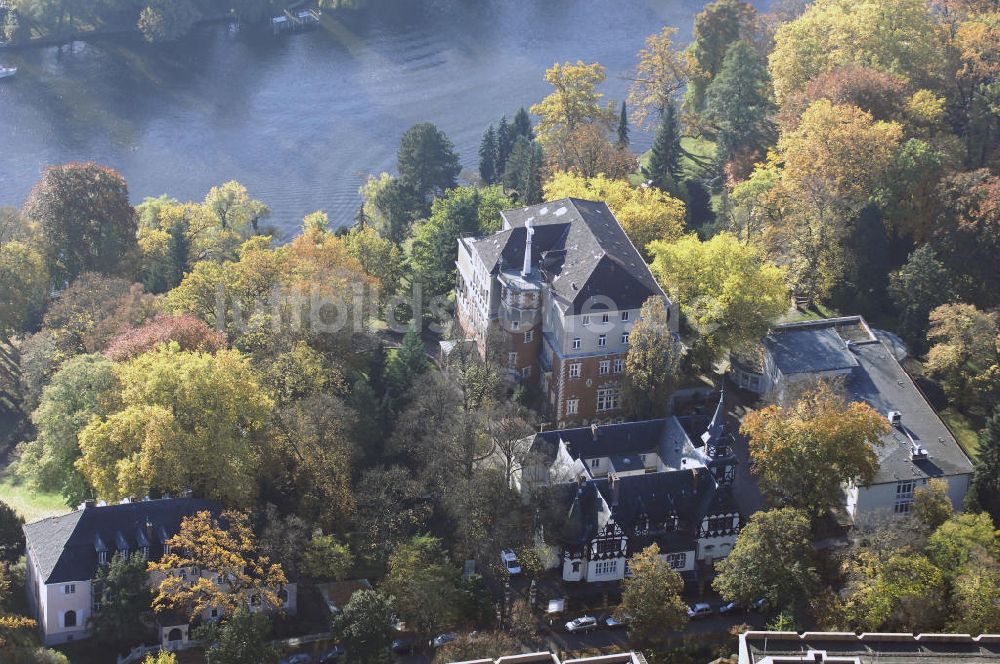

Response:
(0, 0), (752, 238)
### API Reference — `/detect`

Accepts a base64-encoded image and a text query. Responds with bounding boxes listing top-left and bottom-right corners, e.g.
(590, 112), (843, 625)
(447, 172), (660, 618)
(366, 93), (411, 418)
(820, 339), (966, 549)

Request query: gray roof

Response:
(466, 198), (667, 314)
(764, 317), (974, 485)
(741, 631), (1000, 663)
(23, 497), (219, 584)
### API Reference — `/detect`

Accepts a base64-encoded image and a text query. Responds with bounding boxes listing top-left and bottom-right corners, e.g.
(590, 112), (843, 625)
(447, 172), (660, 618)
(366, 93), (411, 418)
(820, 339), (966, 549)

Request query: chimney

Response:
(591, 423), (599, 441)
(82, 499), (96, 510)
(522, 219), (534, 277)
(145, 517), (154, 543)
(609, 473), (620, 506)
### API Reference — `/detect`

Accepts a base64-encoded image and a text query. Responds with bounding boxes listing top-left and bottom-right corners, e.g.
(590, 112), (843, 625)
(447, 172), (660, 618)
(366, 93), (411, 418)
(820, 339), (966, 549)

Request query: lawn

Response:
(941, 406), (980, 459)
(0, 472), (70, 523)
(630, 136), (717, 187)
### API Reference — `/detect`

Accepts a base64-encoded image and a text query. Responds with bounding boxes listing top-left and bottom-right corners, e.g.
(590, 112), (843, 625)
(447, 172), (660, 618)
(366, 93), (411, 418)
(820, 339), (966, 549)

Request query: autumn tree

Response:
(16, 353), (116, 505)
(149, 510), (287, 619)
(203, 181), (270, 235)
(196, 609), (280, 664)
(25, 163), (137, 287)
(925, 512), (999, 579)
(648, 232), (787, 365)
(330, 590), (395, 664)
(557, 123), (636, 179)
(627, 27), (689, 128)
(913, 479), (955, 533)
(617, 543), (688, 645)
(355, 465), (432, 558)
(713, 507), (820, 610)
(624, 297), (682, 420)
(342, 225), (405, 301)
(543, 172), (686, 254)
(77, 346), (273, 506)
(397, 123), (461, 200)
(300, 533), (353, 581)
(0, 240), (48, 336)
(379, 535), (463, 638)
(847, 551), (947, 632)
(684, 0), (759, 113)
(741, 382), (890, 515)
(103, 314), (226, 362)
(924, 303), (999, 416)
(531, 61), (616, 153)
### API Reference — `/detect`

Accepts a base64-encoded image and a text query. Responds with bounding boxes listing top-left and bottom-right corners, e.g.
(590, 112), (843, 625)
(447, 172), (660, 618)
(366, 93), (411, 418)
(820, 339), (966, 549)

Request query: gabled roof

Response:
(466, 198), (667, 314)
(23, 497), (220, 584)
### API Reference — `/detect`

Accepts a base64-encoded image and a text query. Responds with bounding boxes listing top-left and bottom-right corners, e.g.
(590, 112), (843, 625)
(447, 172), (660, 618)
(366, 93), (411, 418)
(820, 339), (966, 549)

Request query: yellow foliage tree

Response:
(530, 61), (616, 154)
(149, 510), (287, 620)
(626, 27), (689, 129)
(741, 382), (890, 515)
(543, 172), (685, 253)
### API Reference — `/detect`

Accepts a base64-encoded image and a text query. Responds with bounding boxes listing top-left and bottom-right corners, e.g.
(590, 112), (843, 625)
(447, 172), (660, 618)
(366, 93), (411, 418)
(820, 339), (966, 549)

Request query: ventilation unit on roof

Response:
(887, 410), (902, 427)
(911, 444), (929, 460)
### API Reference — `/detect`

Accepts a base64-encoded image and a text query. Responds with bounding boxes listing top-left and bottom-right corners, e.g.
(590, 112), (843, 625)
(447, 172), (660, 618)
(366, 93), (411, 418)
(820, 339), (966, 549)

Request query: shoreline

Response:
(0, 14), (240, 52)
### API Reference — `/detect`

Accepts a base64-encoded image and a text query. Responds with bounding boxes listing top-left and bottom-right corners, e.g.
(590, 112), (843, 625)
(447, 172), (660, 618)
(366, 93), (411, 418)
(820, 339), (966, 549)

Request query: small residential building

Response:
(22, 497), (297, 647)
(731, 316), (974, 521)
(739, 631), (1000, 663)
(524, 392), (740, 583)
(455, 198), (677, 425)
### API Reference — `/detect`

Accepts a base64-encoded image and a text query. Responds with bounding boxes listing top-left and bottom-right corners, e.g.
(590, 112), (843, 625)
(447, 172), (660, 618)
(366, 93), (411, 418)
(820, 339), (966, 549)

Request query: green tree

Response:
(971, 406), (1000, 524)
(397, 123), (461, 200)
(478, 125), (498, 184)
(496, 116), (513, 175)
(704, 40), (776, 179)
(888, 246), (957, 352)
(330, 590), (394, 664)
(380, 536), (463, 638)
(0, 502), (23, 564)
(196, 609), (280, 664)
(616, 101), (629, 148)
(648, 232), (788, 364)
(912, 479), (955, 533)
(512, 107), (534, 142)
(203, 181), (270, 235)
(713, 507), (820, 610)
(685, 0), (759, 113)
(16, 354), (116, 506)
(0, 240), (49, 336)
(360, 173), (423, 244)
(741, 383), (889, 515)
(848, 551), (947, 632)
(77, 346), (273, 506)
(24, 163), (137, 287)
(924, 303), (999, 416)
(300, 533), (353, 581)
(616, 543), (687, 645)
(643, 101), (683, 196)
(88, 552), (150, 647)
(950, 552), (1000, 634)
(384, 325), (430, 410)
(501, 137), (544, 205)
(138, 0), (199, 42)
(925, 512), (999, 579)
(623, 297), (681, 419)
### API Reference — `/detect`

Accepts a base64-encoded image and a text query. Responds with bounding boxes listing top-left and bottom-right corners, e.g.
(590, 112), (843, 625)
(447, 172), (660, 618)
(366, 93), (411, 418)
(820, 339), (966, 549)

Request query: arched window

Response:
(167, 628), (183, 642)
(64, 610), (77, 628)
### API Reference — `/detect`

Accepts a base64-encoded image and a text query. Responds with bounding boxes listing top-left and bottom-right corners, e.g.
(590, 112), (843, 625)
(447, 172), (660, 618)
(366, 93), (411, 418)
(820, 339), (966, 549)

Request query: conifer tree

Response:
(512, 107), (534, 141)
(971, 407), (1000, 524)
(496, 116), (514, 176)
(478, 125), (499, 184)
(385, 324), (429, 409)
(617, 101), (630, 148)
(644, 101), (682, 196)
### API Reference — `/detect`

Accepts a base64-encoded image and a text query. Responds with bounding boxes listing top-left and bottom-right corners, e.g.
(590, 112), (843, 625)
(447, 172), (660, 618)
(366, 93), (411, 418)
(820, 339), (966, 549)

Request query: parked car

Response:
(718, 600), (741, 615)
(750, 597), (768, 612)
(431, 632), (458, 648)
(565, 616), (599, 633)
(687, 602), (713, 619)
(603, 613), (632, 629)
(278, 655), (312, 664)
(318, 646), (345, 663)
(500, 548), (522, 575)
(391, 636), (417, 654)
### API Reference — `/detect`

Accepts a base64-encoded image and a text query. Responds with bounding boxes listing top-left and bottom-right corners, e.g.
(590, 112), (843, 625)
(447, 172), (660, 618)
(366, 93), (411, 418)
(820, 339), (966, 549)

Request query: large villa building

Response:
(455, 198), (676, 426)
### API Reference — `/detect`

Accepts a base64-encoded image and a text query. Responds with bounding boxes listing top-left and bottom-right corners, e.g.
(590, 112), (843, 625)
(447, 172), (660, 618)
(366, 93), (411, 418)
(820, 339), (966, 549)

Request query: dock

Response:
(271, 8), (321, 35)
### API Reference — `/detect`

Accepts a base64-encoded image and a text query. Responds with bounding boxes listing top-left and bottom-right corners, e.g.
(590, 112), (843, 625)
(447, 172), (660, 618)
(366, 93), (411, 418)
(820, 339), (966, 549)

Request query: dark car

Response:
(718, 600), (741, 615)
(318, 646), (345, 663)
(750, 597), (768, 612)
(391, 636), (417, 654)
(431, 632), (458, 648)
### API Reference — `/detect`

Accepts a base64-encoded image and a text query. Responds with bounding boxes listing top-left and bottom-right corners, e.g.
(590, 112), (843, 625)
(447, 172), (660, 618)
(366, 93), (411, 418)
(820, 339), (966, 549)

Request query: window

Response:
(98, 551), (107, 564)
(571, 561), (581, 573)
(598, 334), (607, 347)
(141, 546), (149, 560)
(210, 607), (219, 618)
(521, 366), (531, 379)
(601, 313), (610, 324)
(596, 538), (619, 555)
(706, 516), (732, 532)
(523, 330), (534, 343)
(614, 358), (624, 373)
(63, 610), (77, 628)
(621, 311), (629, 322)
(896, 480), (915, 500)
(595, 560), (618, 575)
(621, 332), (629, 344)
(597, 388), (620, 412)
(665, 553), (687, 569)
(567, 399), (579, 415)
(590, 458), (600, 469)
(510, 320), (520, 330)
(639, 454), (647, 465)
(572, 337), (582, 350)
(278, 588), (290, 607)
(599, 360), (610, 375)
(894, 501), (913, 514)
(569, 363), (581, 379)
(63, 584), (76, 595)
(508, 351), (518, 367)
(582, 315), (591, 326)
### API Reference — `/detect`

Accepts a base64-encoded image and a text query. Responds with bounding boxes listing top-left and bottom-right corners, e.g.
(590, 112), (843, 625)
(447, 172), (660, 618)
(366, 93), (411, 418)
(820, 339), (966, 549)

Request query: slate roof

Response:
(535, 419), (667, 460)
(465, 198), (667, 314)
(764, 317), (974, 485)
(23, 498), (220, 584)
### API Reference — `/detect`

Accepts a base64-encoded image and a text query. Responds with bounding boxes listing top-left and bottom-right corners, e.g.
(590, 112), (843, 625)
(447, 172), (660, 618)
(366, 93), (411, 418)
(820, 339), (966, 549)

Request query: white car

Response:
(500, 549), (522, 575)
(565, 616), (598, 633)
(687, 602), (713, 619)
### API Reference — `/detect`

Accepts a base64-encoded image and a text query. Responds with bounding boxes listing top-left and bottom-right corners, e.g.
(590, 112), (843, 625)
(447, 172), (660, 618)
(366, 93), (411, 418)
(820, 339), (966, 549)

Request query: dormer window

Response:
(582, 315), (591, 326)
(601, 313), (610, 324)
(98, 551), (108, 564)
(621, 311), (629, 322)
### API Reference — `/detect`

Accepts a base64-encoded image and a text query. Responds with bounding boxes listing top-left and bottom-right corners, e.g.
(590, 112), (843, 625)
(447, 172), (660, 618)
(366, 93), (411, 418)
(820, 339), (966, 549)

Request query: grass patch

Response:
(630, 136), (717, 186)
(0, 472), (70, 523)
(941, 407), (980, 459)
(780, 303), (842, 324)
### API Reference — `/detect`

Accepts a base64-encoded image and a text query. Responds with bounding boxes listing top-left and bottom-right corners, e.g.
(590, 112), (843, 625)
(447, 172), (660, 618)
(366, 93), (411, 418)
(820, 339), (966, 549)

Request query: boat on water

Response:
(0, 66), (16, 79)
